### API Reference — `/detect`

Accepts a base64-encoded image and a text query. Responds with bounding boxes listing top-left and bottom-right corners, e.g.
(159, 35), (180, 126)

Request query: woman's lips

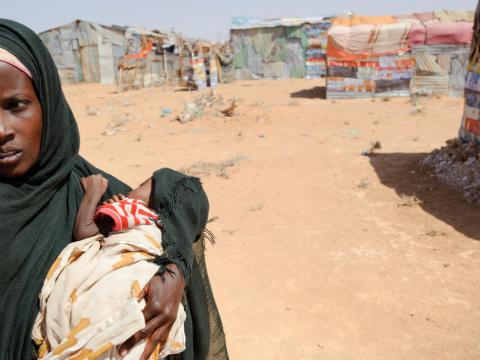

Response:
(0, 150), (22, 166)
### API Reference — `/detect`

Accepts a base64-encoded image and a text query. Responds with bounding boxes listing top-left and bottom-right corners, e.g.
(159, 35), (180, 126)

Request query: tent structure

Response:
(231, 16), (333, 80)
(39, 20), (126, 85)
(326, 15), (415, 99)
(460, 3), (480, 142)
(116, 33), (224, 92)
(326, 12), (474, 99)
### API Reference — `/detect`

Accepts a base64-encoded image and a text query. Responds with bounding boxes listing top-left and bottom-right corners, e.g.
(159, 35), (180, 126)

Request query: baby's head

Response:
(128, 178), (153, 206)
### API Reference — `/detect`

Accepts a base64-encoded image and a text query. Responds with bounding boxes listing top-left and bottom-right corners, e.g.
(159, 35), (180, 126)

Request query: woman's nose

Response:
(0, 112), (14, 144)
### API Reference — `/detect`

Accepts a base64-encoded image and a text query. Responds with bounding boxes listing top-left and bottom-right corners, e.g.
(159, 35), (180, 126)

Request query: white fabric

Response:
(32, 224), (186, 360)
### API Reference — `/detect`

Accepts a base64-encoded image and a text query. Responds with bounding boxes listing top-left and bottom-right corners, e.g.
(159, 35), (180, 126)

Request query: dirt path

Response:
(65, 79), (480, 359)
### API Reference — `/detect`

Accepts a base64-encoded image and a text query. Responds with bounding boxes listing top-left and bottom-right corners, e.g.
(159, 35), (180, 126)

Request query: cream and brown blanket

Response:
(32, 224), (186, 360)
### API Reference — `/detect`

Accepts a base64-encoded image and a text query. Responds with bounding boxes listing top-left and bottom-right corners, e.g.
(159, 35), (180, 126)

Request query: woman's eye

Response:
(6, 99), (30, 112)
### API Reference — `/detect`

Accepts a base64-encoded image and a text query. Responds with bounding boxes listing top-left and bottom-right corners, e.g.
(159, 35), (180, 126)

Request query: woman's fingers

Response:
(139, 323), (173, 360)
(118, 315), (168, 358)
(118, 334), (137, 357)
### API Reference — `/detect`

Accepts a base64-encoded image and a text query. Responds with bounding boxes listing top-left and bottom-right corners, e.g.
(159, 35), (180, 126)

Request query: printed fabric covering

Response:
(95, 198), (159, 232)
(32, 224), (186, 359)
(328, 22), (411, 60)
(460, 1), (480, 142)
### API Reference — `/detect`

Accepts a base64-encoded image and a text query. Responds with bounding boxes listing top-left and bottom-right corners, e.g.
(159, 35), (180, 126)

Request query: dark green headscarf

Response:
(0, 19), (130, 359)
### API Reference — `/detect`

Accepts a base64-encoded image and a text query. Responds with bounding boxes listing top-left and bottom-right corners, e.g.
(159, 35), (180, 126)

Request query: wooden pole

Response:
(163, 50), (169, 83)
(216, 53), (223, 84)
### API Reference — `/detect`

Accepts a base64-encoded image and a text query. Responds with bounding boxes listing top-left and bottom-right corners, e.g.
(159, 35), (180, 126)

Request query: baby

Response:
(74, 175), (158, 240)
(32, 175), (186, 360)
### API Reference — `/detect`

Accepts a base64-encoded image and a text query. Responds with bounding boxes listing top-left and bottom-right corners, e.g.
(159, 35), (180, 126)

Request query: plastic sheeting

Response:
(231, 18), (332, 80)
(434, 10), (475, 23)
(327, 22), (411, 60)
(426, 22), (473, 45)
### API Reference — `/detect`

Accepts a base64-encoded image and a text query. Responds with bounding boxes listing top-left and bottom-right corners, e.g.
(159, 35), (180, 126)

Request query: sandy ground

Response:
(64, 79), (480, 360)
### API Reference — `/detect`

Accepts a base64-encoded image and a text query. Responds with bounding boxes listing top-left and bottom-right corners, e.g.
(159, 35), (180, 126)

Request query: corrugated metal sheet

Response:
(415, 52), (446, 74)
(327, 90), (410, 99)
(411, 44), (470, 96)
(231, 16), (332, 30)
(40, 20), (126, 84)
(410, 75), (449, 93)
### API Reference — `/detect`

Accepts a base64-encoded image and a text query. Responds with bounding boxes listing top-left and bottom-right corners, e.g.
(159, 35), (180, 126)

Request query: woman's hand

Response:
(119, 264), (186, 359)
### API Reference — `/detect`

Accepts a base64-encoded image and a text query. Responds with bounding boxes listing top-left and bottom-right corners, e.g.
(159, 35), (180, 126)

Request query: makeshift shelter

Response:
(178, 41), (221, 90)
(406, 12), (474, 96)
(460, 3), (480, 142)
(326, 15), (415, 99)
(117, 28), (172, 91)
(231, 16), (333, 80)
(326, 12), (474, 99)
(39, 20), (126, 84)
(115, 30), (224, 92)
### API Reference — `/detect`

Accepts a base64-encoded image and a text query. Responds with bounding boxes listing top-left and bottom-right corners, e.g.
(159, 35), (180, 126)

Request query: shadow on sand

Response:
(369, 152), (480, 241)
(290, 86), (326, 99)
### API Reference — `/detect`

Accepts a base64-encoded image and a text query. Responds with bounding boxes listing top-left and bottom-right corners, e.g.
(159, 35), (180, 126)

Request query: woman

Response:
(0, 19), (228, 360)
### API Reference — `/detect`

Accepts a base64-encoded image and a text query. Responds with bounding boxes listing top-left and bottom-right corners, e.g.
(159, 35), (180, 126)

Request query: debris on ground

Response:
(412, 89), (433, 98)
(411, 105), (423, 115)
(410, 89), (431, 115)
(102, 113), (130, 136)
(176, 91), (224, 123)
(250, 100), (265, 107)
(397, 194), (423, 207)
(86, 106), (100, 116)
(161, 108), (173, 118)
(422, 138), (480, 204)
(220, 100), (237, 117)
(356, 179), (370, 189)
(180, 156), (246, 179)
(361, 141), (382, 156)
(248, 202), (264, 212)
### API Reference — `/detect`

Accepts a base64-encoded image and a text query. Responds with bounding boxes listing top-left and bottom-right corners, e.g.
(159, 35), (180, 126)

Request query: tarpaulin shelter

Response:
(326, 12), (474, 99)
(39, 20), (126, 84)
(326, 15), (415, 99)
(460, 2), (480, 142)
(230, 16), (333, 80)
(406, 13), (473, 96)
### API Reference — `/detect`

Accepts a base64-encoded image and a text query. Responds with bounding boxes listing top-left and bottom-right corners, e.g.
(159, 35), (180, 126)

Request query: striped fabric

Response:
(95, 198), (159, 232)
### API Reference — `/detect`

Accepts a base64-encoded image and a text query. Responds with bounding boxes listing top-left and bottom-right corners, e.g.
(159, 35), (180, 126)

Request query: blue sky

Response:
(1, 0), (477, 41)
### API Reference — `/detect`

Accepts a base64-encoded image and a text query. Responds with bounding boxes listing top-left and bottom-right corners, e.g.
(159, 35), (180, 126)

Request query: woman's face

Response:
(0, 62), (42, 178)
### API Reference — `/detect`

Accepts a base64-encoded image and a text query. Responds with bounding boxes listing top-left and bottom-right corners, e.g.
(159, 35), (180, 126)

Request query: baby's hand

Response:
(103, 194), (127, 204)
(80, 175), (108, 199)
